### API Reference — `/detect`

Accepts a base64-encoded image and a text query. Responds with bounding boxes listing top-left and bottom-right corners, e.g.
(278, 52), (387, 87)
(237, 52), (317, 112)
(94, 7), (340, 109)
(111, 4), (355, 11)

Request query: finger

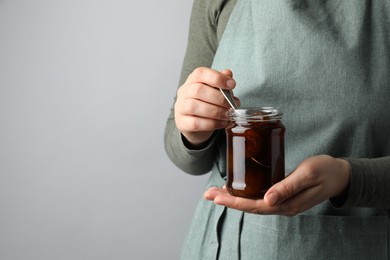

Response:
(179, 97), (230, 120)
(176, 115), (229, 132)
(220, 69), (240, 108)
(203, 186), (229, 200)
(187, 67), (236, 90)
(204, 187), (297, 215)
(213, 194), (282, 215)
(220, 69), (233, 78)
(180, 82), (232, 109)
(264, 169), (316, 207)
(204, 187), (272, 214)
(263, 182), (331, 217)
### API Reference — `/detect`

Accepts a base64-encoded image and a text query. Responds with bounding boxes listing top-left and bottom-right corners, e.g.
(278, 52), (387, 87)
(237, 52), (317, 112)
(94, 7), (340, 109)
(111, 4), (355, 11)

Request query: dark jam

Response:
(225, 108), (285, 199)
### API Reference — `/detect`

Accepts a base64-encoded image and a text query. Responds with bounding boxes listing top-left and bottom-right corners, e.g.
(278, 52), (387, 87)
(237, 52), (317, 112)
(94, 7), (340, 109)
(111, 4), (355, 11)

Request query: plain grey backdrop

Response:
(0, 0), (209, 259)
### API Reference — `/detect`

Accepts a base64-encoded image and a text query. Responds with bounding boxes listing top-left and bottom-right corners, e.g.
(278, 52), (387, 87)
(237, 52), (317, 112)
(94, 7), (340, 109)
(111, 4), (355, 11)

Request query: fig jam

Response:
(225, 107), (285, 199)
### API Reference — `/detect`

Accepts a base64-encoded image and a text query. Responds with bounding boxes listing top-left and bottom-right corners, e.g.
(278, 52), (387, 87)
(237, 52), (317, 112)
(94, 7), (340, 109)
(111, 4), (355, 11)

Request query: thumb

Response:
(220, 69), (233, 77)
(264, 172), (307, 207)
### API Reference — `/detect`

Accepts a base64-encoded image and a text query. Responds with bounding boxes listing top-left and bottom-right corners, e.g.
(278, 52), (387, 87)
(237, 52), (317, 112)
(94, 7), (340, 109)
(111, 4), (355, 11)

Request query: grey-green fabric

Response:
(164, 0), (390, 259)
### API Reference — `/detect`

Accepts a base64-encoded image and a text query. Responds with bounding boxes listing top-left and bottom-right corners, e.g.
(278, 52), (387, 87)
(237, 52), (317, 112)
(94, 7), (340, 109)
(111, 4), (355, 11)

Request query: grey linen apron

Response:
(180, 0), (390, 259)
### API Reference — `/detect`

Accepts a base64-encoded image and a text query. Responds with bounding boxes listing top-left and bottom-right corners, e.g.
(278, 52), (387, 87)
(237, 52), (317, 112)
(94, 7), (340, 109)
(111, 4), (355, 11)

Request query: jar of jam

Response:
(225, 107), (285, 199)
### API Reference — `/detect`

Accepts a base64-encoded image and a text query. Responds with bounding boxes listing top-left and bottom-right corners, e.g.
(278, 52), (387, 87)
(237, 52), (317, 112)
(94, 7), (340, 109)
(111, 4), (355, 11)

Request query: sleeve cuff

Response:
(330, 157), (390, 209)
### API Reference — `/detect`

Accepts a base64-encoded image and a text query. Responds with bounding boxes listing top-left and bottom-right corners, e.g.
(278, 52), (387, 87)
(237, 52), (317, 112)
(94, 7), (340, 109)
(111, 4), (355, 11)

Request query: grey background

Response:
(0, 0), (209, 259)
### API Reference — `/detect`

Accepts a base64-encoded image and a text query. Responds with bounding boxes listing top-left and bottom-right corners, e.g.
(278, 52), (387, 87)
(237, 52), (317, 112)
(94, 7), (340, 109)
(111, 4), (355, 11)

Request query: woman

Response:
(165, 0), (390, 259)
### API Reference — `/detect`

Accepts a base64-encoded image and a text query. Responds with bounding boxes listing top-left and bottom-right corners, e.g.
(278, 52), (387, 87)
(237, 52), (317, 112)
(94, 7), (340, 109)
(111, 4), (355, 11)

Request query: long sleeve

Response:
(164, 0), (236, 175)
(332, 157), (390, 208)
(164, 0), (390, 210)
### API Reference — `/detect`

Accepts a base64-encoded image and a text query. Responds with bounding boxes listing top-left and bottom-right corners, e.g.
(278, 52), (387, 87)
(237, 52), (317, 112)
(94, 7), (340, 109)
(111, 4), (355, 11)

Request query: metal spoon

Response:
(220, 89), (238, 109)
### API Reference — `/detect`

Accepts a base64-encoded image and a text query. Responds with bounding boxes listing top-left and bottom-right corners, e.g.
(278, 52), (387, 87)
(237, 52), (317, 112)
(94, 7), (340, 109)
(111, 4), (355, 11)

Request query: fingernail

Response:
(266, 192), (278, 206)
(226, 79), (235, 88)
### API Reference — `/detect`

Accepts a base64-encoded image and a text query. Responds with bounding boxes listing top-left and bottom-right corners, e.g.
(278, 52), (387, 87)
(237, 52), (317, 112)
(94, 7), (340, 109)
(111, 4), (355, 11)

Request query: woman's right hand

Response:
(174, 67), (239, 148)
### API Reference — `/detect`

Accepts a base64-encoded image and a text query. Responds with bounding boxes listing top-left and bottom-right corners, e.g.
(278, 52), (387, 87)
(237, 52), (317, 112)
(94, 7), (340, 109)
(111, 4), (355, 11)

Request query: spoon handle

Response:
(220, 89), (238, 109)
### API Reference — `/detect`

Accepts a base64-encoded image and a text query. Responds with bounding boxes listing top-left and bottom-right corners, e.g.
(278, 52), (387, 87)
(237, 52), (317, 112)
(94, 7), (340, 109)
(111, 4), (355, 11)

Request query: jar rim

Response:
(229, 107), (283, 121)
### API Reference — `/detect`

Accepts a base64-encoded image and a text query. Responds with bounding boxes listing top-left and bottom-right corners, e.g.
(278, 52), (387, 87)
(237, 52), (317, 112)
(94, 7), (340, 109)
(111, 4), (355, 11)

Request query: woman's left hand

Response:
(204, 155), (351, 216)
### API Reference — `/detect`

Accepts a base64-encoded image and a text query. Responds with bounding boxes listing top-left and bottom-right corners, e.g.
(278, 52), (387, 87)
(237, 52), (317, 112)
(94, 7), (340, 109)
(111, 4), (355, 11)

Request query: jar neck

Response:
(228, 107), (283, 122)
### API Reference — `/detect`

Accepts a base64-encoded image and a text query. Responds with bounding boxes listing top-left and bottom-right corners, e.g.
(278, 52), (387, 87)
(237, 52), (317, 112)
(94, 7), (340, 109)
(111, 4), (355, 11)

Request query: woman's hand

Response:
(204, 155), (351, 216)
(174, 67), (239, 147)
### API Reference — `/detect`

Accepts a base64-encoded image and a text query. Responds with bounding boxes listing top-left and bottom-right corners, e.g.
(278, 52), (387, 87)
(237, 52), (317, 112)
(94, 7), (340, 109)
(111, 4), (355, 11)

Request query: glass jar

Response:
(225, 107), (285, 199)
